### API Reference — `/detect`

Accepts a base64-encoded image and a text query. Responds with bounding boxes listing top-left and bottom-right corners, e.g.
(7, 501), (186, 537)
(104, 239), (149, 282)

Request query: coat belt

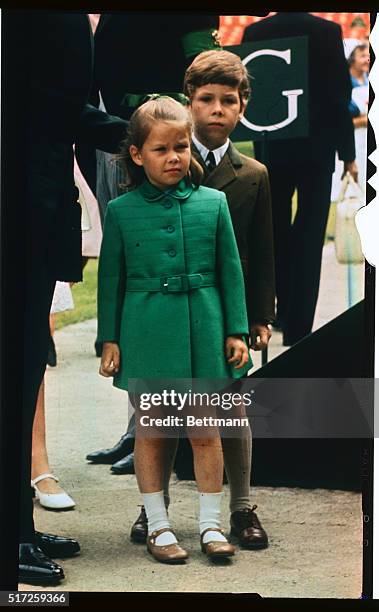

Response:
(126, 273), (216, 294)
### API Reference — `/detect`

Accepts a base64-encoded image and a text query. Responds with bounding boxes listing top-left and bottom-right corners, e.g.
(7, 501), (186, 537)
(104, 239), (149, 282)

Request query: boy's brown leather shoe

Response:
(147, 529), (188, 564)
(200, 528), (235, 559)
(230, 505), (268, 549)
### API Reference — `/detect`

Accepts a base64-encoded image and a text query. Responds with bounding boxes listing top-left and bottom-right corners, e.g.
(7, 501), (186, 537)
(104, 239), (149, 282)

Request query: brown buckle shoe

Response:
(130, 506), (148, 543)
(147, 528), (188, 564)
(200, 528), (235, 559)
(230, 505), (268, 549)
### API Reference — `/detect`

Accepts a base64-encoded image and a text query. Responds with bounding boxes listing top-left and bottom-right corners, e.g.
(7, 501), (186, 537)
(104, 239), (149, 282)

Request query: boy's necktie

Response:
(206, 151), (216, 172)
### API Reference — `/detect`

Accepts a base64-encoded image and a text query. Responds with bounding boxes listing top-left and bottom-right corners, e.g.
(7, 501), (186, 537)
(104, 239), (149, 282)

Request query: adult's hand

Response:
(250, 324), (272, 351)
(353, 115), (368, 129)
(342, 160), (359, 183)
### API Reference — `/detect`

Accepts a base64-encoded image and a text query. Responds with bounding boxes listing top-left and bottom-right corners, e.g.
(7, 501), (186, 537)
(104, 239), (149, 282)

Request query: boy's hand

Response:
(225, 336), (249, 370)
(100, 342), (120, 377)
(250, 324), (271, 351)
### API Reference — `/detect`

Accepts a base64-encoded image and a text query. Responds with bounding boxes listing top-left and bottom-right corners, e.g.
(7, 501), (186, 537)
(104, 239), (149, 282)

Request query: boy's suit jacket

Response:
(192, 142), (275, 326)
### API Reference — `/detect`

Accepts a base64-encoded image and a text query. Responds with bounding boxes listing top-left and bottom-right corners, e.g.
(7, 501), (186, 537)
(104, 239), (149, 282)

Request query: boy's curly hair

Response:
(184, 50), (251, 106)
(117, 96), (203, 189)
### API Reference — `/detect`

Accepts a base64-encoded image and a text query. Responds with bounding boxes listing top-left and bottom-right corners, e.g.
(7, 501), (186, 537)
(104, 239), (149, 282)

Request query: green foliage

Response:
(234, 141), (254, 158)
(54, 259), (98, 330)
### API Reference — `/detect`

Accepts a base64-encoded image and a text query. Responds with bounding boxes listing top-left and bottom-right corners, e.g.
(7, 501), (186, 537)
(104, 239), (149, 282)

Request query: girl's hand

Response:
(100, 342), (120, 377)
(225, 336), (249, 370)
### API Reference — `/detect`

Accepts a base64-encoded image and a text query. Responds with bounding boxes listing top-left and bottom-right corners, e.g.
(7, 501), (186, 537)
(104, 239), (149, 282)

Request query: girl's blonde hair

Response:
(118, 96), (203, 189)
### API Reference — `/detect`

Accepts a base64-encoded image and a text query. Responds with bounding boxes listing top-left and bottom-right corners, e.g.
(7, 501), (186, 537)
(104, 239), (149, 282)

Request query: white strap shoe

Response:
(31, 473), (76, 510)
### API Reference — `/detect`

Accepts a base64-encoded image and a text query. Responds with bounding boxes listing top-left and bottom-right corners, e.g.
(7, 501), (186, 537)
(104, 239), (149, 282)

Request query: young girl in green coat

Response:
(97, 97), (251, 564)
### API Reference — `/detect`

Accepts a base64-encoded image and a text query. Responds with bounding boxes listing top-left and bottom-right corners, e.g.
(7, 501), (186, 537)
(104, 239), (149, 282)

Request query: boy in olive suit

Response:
(184, 49), (275, 549)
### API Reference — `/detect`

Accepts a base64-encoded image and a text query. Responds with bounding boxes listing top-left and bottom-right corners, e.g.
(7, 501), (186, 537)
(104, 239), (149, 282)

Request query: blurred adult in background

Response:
(243, 12), (357, 346)
(14, 11), (127, 586)
(31, 379), (76, 511)
(349, 42), (369, 92)
(74, 155), (102, 268)
(348, 42), (369, 191)
(47, 281), (74, 367)
(31, 282), (76, 511)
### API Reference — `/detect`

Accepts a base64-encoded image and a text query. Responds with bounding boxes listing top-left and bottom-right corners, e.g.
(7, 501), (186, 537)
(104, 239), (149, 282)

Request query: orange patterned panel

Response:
(220, 13), (370, 45)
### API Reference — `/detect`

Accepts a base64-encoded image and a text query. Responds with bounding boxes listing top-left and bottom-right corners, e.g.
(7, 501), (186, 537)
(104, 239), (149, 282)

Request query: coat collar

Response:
(192, 142), (243, 190)
(139, 177), (194, 202)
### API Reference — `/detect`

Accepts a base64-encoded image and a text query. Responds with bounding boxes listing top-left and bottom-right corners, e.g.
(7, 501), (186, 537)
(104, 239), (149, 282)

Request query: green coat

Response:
(97, 178), (252, 390)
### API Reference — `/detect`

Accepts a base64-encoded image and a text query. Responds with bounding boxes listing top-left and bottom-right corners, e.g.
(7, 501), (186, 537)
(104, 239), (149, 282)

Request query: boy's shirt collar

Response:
(192, 134), (230, 167)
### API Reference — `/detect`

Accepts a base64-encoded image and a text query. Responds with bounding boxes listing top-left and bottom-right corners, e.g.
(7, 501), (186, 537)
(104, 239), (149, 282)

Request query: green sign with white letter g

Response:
(229, 36), (309, 141)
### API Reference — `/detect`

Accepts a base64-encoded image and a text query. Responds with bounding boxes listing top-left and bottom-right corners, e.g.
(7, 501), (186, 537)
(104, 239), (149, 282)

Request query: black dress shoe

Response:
(19, 543), (64, 586)
(130, 506), (148, 543)
(230, 505), (268, 550)
(111, 452), (134, 475)
(35, 531), (80, 558)
(86, 433), (135, 464)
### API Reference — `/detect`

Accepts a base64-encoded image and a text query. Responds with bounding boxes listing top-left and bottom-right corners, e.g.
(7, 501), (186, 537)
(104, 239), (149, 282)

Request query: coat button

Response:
(168, 249), (177, 257)
(167, 225), (175, 233)
(164, 201), (173, 209)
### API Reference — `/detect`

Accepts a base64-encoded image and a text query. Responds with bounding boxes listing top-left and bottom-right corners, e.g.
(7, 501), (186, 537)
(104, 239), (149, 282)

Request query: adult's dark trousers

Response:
(268, 164), (333, 344)
(20, 226), (56, 542)
(96, 149), (125, 228)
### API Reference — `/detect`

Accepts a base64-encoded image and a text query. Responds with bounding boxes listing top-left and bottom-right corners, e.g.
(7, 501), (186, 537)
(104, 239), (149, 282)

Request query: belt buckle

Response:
(160, 277), (169, 294)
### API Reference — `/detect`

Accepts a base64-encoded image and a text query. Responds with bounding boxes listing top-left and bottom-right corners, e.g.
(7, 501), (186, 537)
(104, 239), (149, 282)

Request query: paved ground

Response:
(19, 242), (365, 596)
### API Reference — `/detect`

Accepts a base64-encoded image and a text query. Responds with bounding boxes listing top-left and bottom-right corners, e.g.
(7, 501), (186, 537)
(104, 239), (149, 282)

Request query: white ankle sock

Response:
(142, 491), (177, 546)
(199, 492), (227, 544)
